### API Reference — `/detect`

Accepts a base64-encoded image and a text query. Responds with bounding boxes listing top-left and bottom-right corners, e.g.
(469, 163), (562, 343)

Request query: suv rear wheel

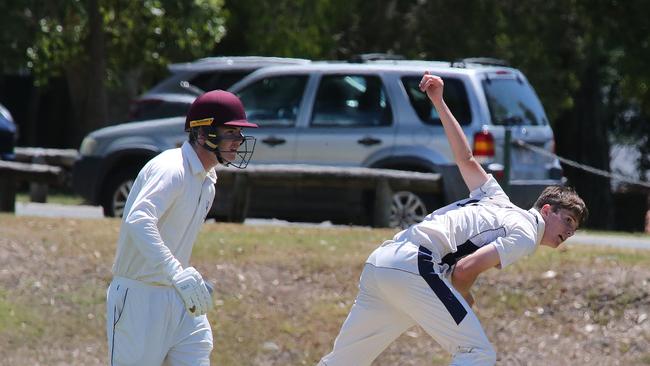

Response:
(389, 191), (429, 229)
(373, 164), (441, 228)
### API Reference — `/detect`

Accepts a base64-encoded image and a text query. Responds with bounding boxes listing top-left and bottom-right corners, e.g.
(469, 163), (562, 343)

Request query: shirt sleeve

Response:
(469, 174), (509, 201)
(123, 161), (184, 280)
(492, 225), (538, 269)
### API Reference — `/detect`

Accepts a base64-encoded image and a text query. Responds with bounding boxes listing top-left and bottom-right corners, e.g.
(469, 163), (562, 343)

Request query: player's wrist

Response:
(166, 259), (184, 282)
(431, 97), (445, 109)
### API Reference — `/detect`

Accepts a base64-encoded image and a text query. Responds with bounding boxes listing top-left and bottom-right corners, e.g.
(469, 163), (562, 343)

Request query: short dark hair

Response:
(533, 185), (588, 226)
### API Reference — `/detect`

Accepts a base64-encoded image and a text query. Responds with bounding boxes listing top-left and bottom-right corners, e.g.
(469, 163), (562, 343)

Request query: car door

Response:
(294, 73), (396, 166)
(235, 74), (309, 164)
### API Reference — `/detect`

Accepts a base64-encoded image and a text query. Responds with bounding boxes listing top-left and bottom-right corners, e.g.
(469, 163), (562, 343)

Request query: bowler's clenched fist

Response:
(419, 71), (444, 104)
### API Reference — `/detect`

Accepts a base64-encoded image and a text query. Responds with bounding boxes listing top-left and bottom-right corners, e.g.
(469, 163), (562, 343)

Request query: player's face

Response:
(540, 205), (579, 248)
(217, 126), (244, 162)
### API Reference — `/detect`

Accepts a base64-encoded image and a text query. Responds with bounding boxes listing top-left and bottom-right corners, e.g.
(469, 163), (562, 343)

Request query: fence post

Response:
(503, 128), (512, 194)
(0, 177), (16, 212)
(373, 178), (392, 228)
(29, 155), (48, 203)
(229, 172), (251, 222)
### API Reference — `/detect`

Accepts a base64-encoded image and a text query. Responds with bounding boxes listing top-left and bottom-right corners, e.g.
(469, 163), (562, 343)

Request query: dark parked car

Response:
(0, 103), (17, 161)
(128, 56), (311, 121)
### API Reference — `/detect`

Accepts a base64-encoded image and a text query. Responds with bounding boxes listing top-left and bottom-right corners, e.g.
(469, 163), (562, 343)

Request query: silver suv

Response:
(73, 58), (561, 227)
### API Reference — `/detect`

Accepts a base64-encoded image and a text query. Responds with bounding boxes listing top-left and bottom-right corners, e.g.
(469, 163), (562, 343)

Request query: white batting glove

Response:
(171, 267), (213, 316)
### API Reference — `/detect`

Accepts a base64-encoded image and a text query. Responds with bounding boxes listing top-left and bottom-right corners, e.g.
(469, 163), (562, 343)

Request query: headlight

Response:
(79, 136), (98, 156)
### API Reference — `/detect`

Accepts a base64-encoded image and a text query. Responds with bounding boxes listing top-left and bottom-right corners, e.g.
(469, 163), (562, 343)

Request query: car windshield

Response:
(482, 77), (549, 126)
(147, 70), (254, 96)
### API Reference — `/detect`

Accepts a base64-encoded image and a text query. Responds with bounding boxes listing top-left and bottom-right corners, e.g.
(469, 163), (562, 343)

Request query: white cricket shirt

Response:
(367, 175), (545, 274)
(111, 141), (217, 286)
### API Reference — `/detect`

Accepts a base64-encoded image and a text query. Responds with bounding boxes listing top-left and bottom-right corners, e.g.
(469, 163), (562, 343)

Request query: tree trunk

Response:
(554, 61), (613, 229)
(65, 0), (108, 147)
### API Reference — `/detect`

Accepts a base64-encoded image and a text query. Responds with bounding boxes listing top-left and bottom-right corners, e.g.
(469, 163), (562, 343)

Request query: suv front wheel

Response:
(101, 167), (140, 217)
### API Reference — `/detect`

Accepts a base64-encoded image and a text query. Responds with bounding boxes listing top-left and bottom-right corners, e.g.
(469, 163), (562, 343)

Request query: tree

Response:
(605, 0), (650, 182)
(0, 0), (227, 146)
(411, 0), (647, 228)
(494, 0), (616, 229)
(215, 0), (649, 229)
(216, 0), (342, 59)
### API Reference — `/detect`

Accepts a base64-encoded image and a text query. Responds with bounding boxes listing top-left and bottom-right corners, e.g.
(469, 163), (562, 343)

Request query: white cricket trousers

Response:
(106, 277), (213, 366)
(319, 264), (496, 365)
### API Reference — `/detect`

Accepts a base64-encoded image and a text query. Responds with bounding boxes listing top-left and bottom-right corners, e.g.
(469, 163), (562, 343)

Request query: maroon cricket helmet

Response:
(184, 90), (258, 132)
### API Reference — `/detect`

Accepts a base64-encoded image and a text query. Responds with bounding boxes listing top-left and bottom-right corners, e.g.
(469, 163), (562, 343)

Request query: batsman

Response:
(105, 90), (257, 365)
(318, 72), (588, 365)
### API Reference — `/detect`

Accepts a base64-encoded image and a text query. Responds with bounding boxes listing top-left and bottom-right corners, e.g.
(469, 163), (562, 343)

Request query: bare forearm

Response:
(451, 266), (478, 295)
(421, 73), (488, 191)
(451, 244), (502, 308)
(452, 266), (478, 307)
(432, 99), (474, 165)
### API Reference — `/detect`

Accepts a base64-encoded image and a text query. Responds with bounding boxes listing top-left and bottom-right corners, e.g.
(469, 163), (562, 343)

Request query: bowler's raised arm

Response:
(419, 71), (489, 191)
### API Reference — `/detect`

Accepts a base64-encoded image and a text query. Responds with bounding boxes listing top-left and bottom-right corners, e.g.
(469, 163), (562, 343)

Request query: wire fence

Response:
(513, 139), (650, 190)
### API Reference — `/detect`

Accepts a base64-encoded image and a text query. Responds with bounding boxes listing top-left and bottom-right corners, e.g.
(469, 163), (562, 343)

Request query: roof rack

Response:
(349, 53), (406, 63)
(168, 56), (311, 72)
(450, 57), (509, 68)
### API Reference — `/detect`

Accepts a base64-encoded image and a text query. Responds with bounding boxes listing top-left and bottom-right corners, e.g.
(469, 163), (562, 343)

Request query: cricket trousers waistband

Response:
(111, 276), (172, 292)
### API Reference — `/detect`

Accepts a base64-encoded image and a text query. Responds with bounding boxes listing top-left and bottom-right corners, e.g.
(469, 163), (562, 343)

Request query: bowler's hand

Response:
(418, 71), (444, 104)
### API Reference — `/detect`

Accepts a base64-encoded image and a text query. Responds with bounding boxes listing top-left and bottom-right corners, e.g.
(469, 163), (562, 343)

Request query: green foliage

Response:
(218, 0), (647, 133)
(2, 0), (648, 193)
(0, 290), (44, 339)
(218, 0), (345, 59)
(1, 0), (226, 88)
(103, 0), (227, 87)
(0, 0), (85, 83)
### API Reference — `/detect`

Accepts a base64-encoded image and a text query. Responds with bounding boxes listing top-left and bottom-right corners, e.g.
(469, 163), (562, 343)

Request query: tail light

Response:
(473, 130), (495, 161)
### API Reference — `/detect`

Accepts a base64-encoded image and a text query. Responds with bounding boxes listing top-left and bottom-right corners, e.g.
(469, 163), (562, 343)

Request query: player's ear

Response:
(540, 204), (552, 217)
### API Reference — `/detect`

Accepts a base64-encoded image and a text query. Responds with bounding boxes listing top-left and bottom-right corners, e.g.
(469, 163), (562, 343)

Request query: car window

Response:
(190, 71), (253, 92)
(482, 77), (549, 126)
(311, 75), (392, 127)
(236, 75), (308, 127)
(402, 76), (472, 126)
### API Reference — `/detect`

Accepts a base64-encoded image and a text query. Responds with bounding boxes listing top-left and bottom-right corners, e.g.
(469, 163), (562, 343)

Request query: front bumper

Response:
(72, 156), (105, 204)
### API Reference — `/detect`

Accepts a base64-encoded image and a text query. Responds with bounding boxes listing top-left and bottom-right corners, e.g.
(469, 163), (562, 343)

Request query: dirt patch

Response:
(0, 215), (648, 365)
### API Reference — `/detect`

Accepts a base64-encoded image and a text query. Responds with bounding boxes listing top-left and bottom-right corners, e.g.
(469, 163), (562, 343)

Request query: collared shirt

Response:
(112, 141), (217, 285)
(367, 175), (546, 274)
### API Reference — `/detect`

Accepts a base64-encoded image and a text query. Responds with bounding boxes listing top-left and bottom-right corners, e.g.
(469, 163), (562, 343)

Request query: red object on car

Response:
(473, 130), (495, 158)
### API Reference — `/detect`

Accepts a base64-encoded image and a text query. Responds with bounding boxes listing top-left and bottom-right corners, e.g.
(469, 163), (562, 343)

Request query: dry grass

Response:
(0, 214), (649, 365)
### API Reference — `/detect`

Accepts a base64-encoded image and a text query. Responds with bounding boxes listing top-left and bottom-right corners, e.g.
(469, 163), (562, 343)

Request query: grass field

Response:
(15, 192), (85, 206)
(0, 214), (649, 365)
